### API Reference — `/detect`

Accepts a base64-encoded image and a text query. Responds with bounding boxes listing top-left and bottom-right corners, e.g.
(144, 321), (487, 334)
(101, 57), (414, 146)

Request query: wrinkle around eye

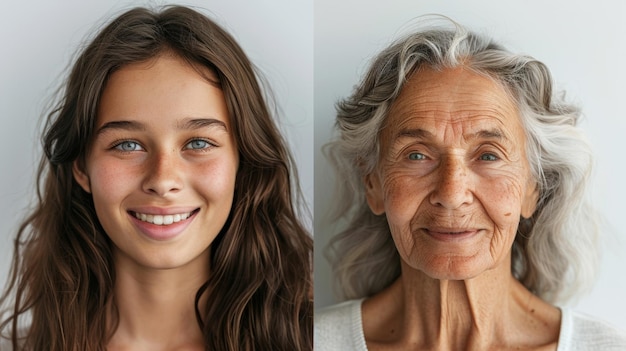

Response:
(471, 141), (512, 162)
(390, 140), (434, 161)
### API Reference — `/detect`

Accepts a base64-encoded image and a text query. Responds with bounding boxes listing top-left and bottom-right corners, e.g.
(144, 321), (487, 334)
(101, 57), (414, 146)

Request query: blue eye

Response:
(115, 141), (143, 152)
(479, 153), (498, 161)
(408, 152), (426, 160)
(185, 139), (211, 150)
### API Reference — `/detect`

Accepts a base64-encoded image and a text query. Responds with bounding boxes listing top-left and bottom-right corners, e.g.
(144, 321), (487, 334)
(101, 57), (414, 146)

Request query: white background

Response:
(314, 0), (626, 330)
(0, 0), (313, 302)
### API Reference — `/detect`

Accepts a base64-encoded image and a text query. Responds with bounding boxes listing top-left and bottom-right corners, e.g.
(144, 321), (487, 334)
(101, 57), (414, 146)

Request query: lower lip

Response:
(424, 229), (480, 242)
(129, 211), (198, 241)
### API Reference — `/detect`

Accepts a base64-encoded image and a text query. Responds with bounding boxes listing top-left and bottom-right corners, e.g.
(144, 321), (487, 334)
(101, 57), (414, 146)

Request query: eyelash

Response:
(407, 152), (427, 161)
(478, 152), (499, 161)
(111, 139), (143, 153)
(183, 138), (217, 151)
(476, 144), (503, 162)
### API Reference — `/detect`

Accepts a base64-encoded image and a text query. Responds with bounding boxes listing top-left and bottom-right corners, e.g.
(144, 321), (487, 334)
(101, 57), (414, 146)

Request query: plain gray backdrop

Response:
(314, 0), (626, 330)
(0, 0), (312, 302)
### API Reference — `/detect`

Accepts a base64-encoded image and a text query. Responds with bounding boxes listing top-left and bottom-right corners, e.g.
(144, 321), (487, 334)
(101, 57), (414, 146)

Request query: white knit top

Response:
(315, 299), (626, 350)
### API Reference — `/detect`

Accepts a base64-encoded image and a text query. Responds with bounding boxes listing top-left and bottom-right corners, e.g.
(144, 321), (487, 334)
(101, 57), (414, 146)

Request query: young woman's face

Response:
(74, 54), (238, 271)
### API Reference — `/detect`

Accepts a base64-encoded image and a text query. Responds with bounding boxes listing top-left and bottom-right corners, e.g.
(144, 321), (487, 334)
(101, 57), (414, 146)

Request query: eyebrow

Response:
(395, 127), (509, 142)
(97, 118), (227, 135)
(97, 120), (145, 134)
(176, 118), (227, 131)
(396, 128), (434, 140)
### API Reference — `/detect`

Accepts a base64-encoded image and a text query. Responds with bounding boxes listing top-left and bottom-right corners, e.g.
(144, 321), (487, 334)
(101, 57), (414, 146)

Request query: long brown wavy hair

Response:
(0, 5), (312, 350)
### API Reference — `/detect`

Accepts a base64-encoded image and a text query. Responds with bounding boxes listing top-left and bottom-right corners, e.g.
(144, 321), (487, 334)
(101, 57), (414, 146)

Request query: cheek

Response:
(477, 174), (525, 228)
(381, 173), (427, 262)
(84, 160), (142, 237)
(192, 156), (238, 200)
(381, 170), (426, 226)
(89, 161), (140, 207)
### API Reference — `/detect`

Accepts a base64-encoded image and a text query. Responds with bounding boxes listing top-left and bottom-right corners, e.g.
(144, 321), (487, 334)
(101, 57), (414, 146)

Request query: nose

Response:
(142, 150), (183, 196)
(429, 156), (473, 209)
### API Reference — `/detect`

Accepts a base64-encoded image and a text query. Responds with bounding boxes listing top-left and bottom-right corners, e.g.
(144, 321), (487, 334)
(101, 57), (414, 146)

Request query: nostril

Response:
(142, 161), (184, 196)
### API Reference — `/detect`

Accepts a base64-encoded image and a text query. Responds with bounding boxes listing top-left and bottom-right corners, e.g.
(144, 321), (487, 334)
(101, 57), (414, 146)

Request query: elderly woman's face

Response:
(365, 67), (538, 280)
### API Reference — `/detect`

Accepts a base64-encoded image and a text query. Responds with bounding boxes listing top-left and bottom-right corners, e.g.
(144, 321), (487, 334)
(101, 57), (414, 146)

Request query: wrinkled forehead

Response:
(381, 66), (525, 147)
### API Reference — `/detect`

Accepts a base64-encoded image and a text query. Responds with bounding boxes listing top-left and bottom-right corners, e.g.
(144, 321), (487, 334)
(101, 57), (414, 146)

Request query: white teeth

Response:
(163, 215), (173, 225)
(133, 211), (194, 225)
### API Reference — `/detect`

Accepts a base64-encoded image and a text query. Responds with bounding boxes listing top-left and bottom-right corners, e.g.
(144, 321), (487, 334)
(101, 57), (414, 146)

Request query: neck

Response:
(107, 250), (209, 350)
(362, 257), (560, 350)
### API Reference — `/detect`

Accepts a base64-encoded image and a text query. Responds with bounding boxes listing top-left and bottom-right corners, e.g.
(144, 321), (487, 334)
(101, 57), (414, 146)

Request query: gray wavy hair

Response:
(325, 19), (599, 304)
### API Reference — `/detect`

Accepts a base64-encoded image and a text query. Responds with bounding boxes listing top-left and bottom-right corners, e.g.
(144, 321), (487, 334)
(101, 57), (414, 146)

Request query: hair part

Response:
(1, 6), (312, 350)
(325, 18), (598, 304)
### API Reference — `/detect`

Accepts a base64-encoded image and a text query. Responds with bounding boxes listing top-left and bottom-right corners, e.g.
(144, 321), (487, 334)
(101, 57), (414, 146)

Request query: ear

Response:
(521, 180), (539, 219)
(364, 171), (384, 215)
(72, 160), (91, 193)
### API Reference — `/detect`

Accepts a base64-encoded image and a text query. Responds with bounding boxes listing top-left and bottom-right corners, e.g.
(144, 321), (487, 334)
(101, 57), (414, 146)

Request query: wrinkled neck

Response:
(362, 257), (560, 350)
(402, 260), (516, 349)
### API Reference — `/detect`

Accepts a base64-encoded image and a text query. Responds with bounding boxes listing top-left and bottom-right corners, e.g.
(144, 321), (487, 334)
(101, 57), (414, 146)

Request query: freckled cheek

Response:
(89, 161), (142, 203)
(191, 158), (238, 200)
(83, 161), (142, 233)
(478, 178), (524, 228)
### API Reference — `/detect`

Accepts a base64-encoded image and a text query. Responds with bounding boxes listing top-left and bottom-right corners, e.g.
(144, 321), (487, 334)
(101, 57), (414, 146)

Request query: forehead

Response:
(383, 66), (524, 145)
(97, 53), (228, 128)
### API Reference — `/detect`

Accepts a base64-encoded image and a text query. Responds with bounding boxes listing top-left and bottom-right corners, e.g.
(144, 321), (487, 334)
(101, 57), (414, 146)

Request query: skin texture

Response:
(362, 67), (560, 350)
(73, 53), (238, 350)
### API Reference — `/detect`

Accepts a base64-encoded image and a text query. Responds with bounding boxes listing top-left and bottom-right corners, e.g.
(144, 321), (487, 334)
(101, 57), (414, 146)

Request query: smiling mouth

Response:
(130, 209), (199, 226)
(430, 230), (474, 235)
(423, 227), (481, 236)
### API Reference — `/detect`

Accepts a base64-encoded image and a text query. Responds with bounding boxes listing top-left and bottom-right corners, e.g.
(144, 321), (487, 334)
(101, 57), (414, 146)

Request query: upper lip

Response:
(424, 227), (480, 234)
(127, 206), (199, 216)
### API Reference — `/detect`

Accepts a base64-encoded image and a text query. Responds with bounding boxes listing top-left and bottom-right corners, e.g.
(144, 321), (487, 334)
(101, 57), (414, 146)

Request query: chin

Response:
(414, 254), (495, 281)
(116, 245), (211, 272)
